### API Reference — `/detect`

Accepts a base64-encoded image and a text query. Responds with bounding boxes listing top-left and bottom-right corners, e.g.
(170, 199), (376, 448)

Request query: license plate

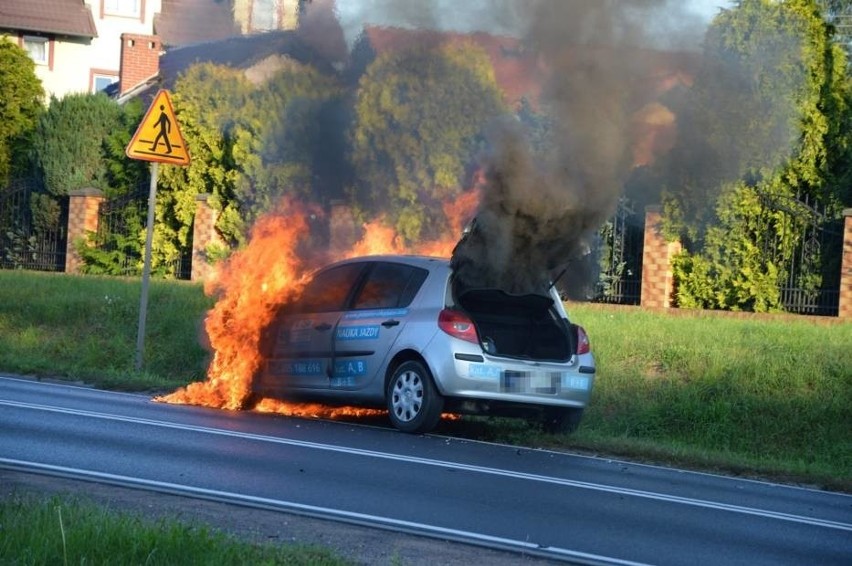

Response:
(501, 371), (559, 394)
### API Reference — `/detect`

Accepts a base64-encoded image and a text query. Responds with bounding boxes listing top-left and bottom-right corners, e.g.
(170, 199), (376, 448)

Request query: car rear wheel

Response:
(541, 407), (584, 434)
(387, 361), (444, 434)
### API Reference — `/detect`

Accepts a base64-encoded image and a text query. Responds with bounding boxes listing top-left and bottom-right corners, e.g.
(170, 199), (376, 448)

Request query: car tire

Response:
(386, 360), (444, 434)
(541, 407), (584, 434)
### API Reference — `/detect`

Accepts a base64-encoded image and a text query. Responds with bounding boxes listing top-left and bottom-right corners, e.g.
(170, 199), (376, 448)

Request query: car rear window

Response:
(351, 262), (428, 310)
(297, 263), (364, 313)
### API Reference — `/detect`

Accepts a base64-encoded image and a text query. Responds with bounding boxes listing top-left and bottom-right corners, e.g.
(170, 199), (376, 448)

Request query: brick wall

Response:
(839, 209), (852, 320)
(640, 205), (681, 309)
(120, 33), (161, 94)
(65, 188), (104, 274)
(191, 194), (225, 281)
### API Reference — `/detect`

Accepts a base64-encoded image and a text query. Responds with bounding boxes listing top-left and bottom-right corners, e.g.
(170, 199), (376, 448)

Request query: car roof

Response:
(330, 255), (451, 270)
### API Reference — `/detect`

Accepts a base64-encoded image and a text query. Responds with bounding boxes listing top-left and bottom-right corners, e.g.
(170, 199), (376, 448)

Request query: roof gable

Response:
(0, 0), (97, 39)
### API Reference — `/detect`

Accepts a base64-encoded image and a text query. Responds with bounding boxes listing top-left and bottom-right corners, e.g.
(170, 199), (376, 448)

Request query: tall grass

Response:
(561, 304), (851, 487)
(0, 493), (350, 565)
(0, 271), (849, 489)
(0, 271), (213, 391)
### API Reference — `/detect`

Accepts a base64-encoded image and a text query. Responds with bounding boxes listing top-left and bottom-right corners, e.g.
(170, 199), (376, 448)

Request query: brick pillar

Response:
(640, 205), (681, 309)
(839, 209), (852, 320)
(65, 188), (104, 274)
(191, 194), (224, 281)
(329, 200), (356, 254)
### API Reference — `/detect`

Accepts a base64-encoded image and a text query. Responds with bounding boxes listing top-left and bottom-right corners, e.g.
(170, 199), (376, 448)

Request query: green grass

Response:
(0, 493), (350, 565)
(0, 270), (850, 491)
(0, 271), (213, 391)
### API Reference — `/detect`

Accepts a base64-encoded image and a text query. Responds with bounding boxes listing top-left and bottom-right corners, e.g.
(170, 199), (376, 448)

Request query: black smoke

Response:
(448, 0), (708, 294)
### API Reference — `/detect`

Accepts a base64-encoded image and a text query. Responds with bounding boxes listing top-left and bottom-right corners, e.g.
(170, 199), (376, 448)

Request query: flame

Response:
(347, 218), (407, 257)
(157, 191), (478, 424)
(254, 398), (386, 419)
(156, 200), (313, 410)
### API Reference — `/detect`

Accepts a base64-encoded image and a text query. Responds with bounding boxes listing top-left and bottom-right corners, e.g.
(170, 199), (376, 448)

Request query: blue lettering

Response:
(336, 325), (380, 340)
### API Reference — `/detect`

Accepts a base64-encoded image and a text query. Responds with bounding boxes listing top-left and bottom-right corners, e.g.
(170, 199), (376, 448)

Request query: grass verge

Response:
(0, 492), (350, 565)
(1, 270), (850, 491)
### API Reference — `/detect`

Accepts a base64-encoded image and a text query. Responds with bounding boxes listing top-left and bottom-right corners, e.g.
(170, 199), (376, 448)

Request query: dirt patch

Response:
(1, 470), (558, 566)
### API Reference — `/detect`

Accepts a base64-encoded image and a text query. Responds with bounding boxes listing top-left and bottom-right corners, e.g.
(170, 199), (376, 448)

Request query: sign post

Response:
(125, 89), (190, 370)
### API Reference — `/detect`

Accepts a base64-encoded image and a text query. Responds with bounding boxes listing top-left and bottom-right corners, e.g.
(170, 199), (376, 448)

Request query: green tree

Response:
(0, 39), (44, 184)
(663, 0), (852, 311)
(155, 60), (343, 271)
(350, 40), (506, 243)
(31, 93), (123, 195)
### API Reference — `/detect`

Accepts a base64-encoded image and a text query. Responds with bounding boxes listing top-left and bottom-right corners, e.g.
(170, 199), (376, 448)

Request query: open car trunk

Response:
(456, 288), (575, 361)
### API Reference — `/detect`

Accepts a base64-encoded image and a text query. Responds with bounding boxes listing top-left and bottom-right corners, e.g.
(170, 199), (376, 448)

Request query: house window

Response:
(103, 0), (141, 18)
(93, 73), (119, 93)
(251, 0), (278, 31)
(23, 36), (49, 65)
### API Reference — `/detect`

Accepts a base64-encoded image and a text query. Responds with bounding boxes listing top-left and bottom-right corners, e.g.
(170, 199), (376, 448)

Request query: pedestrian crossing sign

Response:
(126, 89), (190, 166)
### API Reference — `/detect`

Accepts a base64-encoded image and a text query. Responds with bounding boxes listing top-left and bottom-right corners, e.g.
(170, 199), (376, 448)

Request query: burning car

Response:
(254, 254), (595, 434)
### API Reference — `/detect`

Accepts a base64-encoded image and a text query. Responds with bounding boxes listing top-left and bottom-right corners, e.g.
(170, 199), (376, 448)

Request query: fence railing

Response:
(0, 179), (67, 272)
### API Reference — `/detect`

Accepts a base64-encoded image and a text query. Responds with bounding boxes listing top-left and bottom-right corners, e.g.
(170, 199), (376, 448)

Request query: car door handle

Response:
(314, 323), (332, 331)
(381, 319), (400, 328)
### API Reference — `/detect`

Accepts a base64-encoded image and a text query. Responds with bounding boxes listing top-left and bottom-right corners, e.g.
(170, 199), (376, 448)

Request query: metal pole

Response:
(135, 161), (159, 371)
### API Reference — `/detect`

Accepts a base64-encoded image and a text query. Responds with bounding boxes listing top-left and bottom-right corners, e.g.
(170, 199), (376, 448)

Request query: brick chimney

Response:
(119, 33), (161, 95)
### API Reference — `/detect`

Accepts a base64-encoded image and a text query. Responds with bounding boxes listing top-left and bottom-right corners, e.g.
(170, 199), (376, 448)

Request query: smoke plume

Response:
(448, 0), (708, 294)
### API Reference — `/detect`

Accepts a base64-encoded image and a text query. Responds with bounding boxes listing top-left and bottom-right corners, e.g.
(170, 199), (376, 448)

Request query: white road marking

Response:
(2, 398), (850, 533)
(0, 458), (650, 566)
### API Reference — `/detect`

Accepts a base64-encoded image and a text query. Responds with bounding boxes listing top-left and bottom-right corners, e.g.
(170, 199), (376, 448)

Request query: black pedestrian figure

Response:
(150, 105), (172, 154)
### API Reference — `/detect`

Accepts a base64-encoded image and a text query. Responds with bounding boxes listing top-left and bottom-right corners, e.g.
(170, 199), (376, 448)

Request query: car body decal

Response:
(468, 363), (502, 379)
(343, 308), (408, 320)
(336, 325), (381, 340)
(334, 359), (367, 377)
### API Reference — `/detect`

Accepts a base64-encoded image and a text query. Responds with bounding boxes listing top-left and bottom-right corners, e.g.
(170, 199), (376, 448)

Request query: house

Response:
(0, 0), (311, 101)
(0, 0), (163, 99)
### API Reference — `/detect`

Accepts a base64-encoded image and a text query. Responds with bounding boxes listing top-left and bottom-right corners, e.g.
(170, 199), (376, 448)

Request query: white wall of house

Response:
(31, 0), (161, 99)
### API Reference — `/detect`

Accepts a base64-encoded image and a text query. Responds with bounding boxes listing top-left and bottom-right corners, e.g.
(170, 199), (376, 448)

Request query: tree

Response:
(349, 40), (506, 243)
(155, 59), (343, 271)
(31, 93), (123, 195)
(663, 0), (852, 311)
(0, 39), (44, 185)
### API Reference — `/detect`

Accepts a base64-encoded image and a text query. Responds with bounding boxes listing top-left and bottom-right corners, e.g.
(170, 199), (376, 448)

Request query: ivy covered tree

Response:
(0, 39), (44, 185)
(349, 40), (506, 243)
(154, 60), (343, 271)
(662, 0), (852, 312)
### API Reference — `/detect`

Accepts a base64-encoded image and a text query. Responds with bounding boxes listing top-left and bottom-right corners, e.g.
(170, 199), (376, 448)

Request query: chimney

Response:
(119, 33), (161, 95)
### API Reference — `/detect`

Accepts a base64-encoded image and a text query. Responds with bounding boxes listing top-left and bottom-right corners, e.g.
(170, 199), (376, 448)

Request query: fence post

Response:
(839, 209), (852, 320)
(640, 205), (681, 309)
(65, 188), (104, 274)
(191, 194), (224, 282)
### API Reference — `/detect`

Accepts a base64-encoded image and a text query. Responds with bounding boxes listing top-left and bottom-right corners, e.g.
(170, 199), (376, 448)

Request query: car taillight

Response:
(438, 309), (479, 344)
(575, 325), (591, 355)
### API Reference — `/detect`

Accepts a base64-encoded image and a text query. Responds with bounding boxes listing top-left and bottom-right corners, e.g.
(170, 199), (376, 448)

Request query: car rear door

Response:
(261, 262), (366, 390)
(330, 261), (429, 390)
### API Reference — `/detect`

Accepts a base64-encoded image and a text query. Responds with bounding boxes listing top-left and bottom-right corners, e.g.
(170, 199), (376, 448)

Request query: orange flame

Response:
(156, 200), (313, 410)
(157, 191), (479, 423)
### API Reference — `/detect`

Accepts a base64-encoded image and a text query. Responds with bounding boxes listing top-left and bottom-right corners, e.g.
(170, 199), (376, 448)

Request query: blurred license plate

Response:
(501, 371), (559, 394)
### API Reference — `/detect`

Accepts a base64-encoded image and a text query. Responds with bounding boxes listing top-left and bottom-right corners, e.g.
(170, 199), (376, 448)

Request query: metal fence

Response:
(93, 183), (192, 280)
(592, 197), (643, 305)
(762, 192), (843, 316)
(0, 178), (67, 272)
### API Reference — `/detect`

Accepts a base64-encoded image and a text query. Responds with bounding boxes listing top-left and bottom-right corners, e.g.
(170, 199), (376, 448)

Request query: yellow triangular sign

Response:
(126, 89), (190, 166)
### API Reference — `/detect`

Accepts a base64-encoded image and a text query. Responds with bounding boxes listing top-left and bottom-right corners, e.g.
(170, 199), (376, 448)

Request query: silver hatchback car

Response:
(254, 255), (595, 434)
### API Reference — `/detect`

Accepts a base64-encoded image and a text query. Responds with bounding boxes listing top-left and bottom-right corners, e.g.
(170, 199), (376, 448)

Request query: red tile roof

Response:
(0, 0), (97, 38)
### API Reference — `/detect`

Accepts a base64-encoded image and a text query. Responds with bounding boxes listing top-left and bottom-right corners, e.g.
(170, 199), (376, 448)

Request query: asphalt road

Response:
(1, 375), (850, 565)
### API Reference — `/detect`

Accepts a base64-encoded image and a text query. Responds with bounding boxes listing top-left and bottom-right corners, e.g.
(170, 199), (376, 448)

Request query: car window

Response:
(296, 263), (364, 313)
(352, 262), (428, 310)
